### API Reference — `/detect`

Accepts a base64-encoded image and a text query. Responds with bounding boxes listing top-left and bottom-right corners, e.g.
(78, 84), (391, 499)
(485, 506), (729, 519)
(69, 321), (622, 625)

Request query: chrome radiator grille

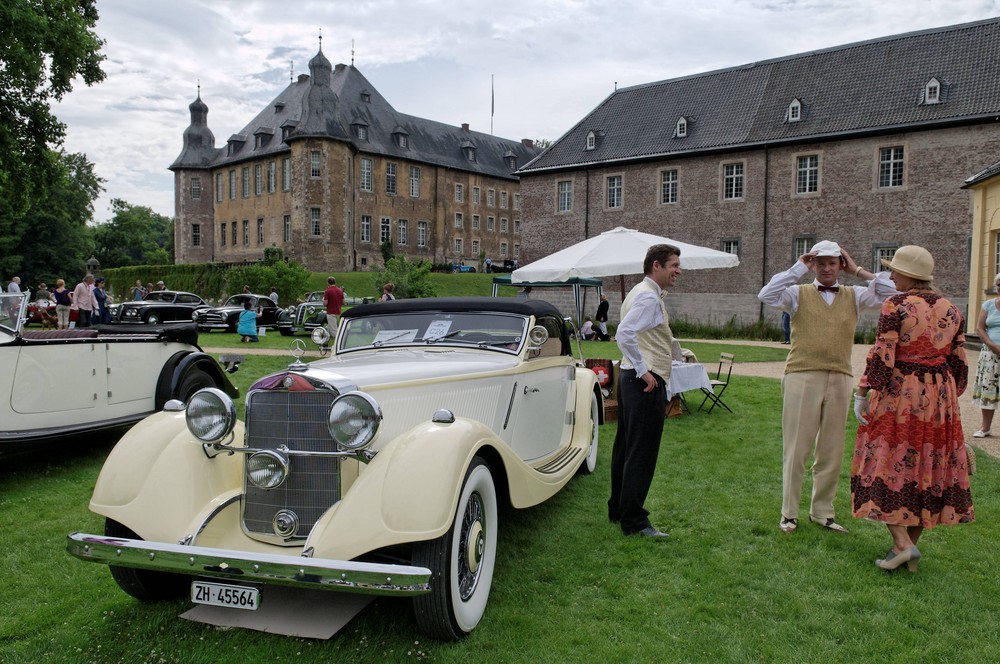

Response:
(242, 389), (341, 543)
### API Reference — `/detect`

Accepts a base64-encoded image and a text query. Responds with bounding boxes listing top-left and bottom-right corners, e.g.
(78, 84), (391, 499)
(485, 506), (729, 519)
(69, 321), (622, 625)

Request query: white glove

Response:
(853, 393), (869, 426)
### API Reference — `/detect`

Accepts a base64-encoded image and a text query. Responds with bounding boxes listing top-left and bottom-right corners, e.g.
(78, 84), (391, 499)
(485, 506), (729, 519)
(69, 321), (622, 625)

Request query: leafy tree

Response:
(372, 257), (437, 299)
(92, 199), (174, 268)
(0, 0), (106, 214)
(0, 150), (100, 284)
(380, 238), (394, 265)
(224, 261), (309, 304)
(533, 138), (553, 150)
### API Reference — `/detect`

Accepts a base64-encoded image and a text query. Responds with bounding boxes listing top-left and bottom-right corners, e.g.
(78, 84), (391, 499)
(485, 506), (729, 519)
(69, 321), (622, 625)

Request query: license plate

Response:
(191, 581), (260, 611)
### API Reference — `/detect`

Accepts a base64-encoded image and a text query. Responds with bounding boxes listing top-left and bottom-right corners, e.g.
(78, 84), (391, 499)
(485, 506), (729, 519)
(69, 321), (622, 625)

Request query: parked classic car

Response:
(193, 294), (283, 332)
(275, 290), (327, 336)
(67, 297), (602, 640)
(0, 292), (238, 453)
(26, 299), (78, 326)
(115, 290), (209, 325)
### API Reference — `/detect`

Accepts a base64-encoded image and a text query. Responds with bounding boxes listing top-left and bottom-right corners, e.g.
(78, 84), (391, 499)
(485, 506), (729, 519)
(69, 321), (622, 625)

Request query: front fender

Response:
(90, 410), (244, 543)
(307, 418), (500, 560)
(154, 351), (239, 408)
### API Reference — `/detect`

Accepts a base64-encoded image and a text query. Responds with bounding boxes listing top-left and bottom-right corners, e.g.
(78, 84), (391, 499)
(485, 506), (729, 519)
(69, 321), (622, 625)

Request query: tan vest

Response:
(785, 285), (857, 376)
(620, 278), (674, 379)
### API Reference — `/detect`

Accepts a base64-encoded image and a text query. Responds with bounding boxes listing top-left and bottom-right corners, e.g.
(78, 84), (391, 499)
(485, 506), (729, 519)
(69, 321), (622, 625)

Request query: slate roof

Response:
(519, 18), (1000, 175)
(963, 158), (1000, 188)
(172, 50), (537, 180)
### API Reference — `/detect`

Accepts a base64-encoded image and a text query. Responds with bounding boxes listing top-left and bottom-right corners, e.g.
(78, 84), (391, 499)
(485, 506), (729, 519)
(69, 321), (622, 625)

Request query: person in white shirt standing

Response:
(72, 274), (96, 328)
(758, 240), (897, 535)
(607, 244), (681, 539)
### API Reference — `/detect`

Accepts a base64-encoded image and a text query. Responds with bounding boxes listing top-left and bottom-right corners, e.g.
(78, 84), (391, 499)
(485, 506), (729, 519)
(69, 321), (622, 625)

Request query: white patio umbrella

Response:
(512, 227), (739, 296)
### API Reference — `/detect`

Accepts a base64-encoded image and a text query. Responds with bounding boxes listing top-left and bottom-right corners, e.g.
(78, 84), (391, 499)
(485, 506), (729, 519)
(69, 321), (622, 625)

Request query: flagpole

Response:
(491, 74), (494, 135)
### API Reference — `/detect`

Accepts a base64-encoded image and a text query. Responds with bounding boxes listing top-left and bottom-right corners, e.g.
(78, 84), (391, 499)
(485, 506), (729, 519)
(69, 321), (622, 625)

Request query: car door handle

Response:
(524, 386), (539, 394)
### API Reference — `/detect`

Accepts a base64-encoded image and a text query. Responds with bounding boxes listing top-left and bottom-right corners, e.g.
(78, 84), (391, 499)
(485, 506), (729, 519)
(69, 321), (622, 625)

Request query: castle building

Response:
(171, 47), (537, 271)
(517, 18), (1000, 325)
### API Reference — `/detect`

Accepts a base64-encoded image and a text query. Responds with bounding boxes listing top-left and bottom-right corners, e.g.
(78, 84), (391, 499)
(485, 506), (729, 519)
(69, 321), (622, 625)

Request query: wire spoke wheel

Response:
(413, 457), (497, 640)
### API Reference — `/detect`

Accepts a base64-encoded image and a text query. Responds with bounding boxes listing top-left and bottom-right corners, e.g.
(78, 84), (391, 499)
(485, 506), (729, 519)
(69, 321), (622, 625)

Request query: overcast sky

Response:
(53, 0), (1000, 223)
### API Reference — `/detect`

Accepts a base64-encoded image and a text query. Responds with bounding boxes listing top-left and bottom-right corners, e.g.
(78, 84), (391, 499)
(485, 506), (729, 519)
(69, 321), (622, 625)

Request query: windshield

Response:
(339, 311), (528, 354)
(224, 294), (257, 307)
(0, 293), (28, 334)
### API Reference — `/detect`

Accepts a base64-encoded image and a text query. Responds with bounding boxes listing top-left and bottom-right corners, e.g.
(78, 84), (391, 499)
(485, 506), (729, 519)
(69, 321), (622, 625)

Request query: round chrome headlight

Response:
(247, 450), (289, 489)
(185, 387), (237, 442)
(311, 326), (330, 347)
(328, 391), (382, 450)
(528, 324), (549, 345)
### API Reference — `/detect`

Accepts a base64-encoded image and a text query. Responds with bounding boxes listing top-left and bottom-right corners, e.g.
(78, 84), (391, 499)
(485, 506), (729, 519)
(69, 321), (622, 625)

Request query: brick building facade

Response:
(171, 48), (537, 272)
(517, 19), (1000, 327)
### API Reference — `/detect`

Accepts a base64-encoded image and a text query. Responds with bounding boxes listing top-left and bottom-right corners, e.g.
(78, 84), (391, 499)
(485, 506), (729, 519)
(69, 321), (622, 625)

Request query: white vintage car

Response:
(67, 297), (602, 640)
(0, 292), (238, 453)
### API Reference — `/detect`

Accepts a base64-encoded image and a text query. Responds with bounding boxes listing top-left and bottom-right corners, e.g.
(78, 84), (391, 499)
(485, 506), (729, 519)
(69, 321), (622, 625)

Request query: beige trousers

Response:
(780, 370), (852, 521)
(325, 314), (339, 343)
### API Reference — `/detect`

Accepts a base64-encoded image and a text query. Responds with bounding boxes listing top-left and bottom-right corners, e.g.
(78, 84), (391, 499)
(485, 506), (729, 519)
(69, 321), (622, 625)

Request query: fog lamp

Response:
(247, 450), (289, 489)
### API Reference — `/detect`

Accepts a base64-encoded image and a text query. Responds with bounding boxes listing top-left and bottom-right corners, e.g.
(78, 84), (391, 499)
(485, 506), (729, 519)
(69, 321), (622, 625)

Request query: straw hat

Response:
(881, 245), (934, 281)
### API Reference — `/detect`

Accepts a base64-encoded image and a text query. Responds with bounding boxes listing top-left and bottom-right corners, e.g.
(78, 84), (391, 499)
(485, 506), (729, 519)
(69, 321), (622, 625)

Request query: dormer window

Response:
(506, 155), (517, 170)
(280, 120), (297, 142)
(392, 126), (409, 149)
(924, 78), (941, 104)
(675, 117), (688, 138)
(787, 99), (802, 122)
(361, 91), (371, 103)
(227, 135), (245, 156)
(253, 127), (274, 149)
(353, 123), (369, 141)
(274, 101), (285, 113)
(461, 139), (476, 161)
(586, 131), (596, 150)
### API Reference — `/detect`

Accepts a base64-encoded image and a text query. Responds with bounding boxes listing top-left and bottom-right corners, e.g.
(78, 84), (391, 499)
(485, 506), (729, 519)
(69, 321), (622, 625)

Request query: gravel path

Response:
(712, 340), (997, 460)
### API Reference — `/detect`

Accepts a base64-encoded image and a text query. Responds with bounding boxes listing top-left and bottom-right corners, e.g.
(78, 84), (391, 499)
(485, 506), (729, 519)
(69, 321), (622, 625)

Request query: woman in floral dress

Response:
(851, 246), (974, 572)
(971, 272), (1000, 437)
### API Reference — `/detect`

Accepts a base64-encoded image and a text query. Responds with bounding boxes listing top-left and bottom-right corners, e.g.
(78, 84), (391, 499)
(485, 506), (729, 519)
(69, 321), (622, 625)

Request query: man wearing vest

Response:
(608, 244), (681, 538)
(758, 240), (896, 534)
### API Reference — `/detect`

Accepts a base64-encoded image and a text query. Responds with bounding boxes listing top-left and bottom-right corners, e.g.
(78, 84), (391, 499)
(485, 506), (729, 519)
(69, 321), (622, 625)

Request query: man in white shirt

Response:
(608, 244), (681, 538)
(7, 276), (21, 294)
(758, 240), (897, 535)
(73, 274), (96, 327)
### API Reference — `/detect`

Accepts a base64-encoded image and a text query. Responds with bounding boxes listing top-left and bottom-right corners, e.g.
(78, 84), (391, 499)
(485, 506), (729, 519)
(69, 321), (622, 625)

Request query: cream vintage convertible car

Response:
(0, 292), (237, 453)
(67, 297), (602, 640)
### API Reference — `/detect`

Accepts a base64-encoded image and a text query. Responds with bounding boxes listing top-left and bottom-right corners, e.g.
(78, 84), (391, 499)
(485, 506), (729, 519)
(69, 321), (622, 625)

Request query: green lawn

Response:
(2, 361), (995, 663)
(305, 272), (498, 301)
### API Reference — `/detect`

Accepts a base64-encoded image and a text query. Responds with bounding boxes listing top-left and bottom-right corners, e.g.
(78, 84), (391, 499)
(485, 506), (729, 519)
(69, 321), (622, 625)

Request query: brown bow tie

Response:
(817, 285), (839, 293)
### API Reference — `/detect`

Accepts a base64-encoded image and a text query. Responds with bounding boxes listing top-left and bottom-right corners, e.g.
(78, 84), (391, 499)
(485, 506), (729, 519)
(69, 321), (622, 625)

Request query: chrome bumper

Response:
(67, 532), (431, 596)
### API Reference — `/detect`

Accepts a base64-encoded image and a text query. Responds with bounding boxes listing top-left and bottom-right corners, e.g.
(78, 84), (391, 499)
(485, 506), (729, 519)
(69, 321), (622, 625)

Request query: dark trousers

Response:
(608, 368), (667, 534)
(77, 309), (92, 328)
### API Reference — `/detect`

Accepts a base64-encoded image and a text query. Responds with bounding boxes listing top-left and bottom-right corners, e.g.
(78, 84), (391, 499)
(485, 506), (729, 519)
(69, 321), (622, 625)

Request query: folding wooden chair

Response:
(698, 352), (734, 414)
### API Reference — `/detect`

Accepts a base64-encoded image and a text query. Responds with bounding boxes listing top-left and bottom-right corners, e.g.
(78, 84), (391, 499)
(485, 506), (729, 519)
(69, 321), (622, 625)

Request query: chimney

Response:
(461, 123), (469, 132)
(521, 138), (534, 149)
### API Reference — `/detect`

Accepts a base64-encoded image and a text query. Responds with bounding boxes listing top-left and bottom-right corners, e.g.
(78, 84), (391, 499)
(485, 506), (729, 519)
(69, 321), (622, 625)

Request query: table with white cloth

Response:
(666, 360), (712, 403)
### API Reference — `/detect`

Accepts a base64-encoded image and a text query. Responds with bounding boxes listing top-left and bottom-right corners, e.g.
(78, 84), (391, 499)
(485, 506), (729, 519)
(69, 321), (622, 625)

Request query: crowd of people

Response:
(4, 274), (168, 329)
